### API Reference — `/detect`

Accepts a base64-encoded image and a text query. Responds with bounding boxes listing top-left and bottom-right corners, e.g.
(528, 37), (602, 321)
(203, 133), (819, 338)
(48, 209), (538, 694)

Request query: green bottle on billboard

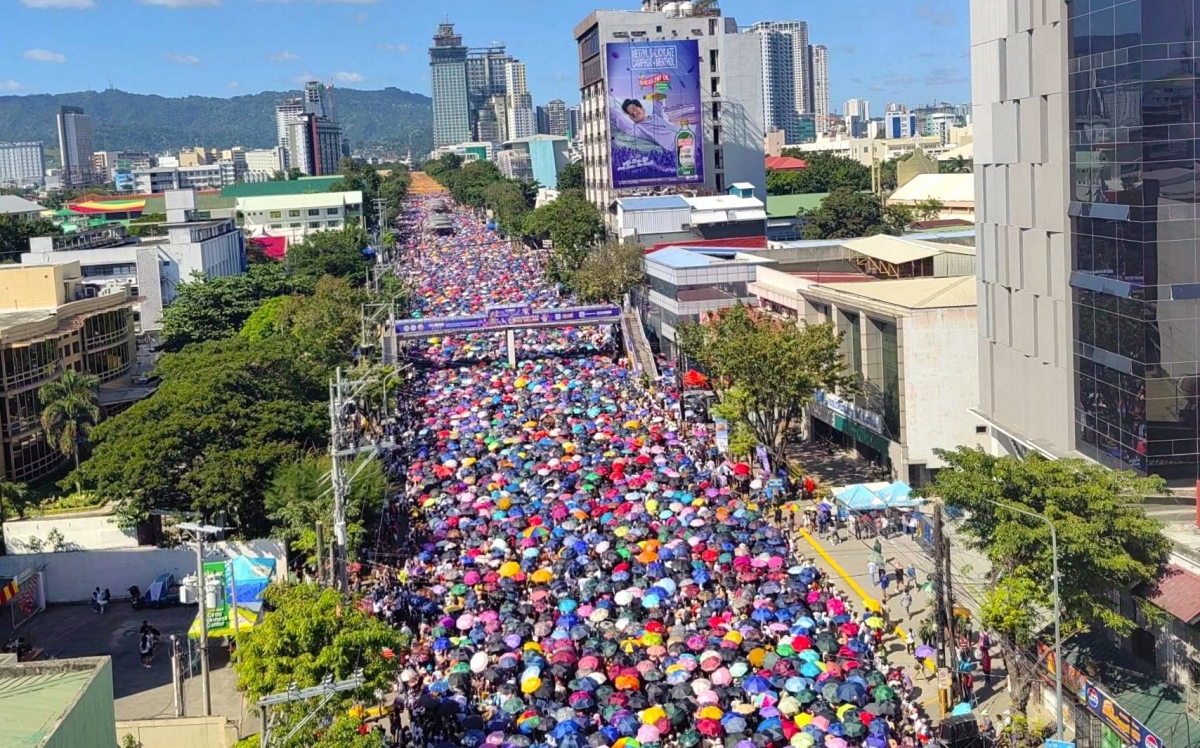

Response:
(676, 119), (696, 178)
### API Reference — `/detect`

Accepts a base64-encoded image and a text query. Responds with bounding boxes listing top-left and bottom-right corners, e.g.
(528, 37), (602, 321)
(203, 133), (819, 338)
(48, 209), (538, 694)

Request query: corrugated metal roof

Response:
(889, 173), (974, 204)
(645, 247), (715, 268)
(684, 194), (764, 212)
(766, 193), (830, 218)
(817, 275), (977, 309)
(0, 195), (45, 214)
(616, 195), (690, 212)
(842, 234), (972, 265)
(1145, 564), (1200, 624)
(0, 669), (94, 746)
(220, 176), (345, 198)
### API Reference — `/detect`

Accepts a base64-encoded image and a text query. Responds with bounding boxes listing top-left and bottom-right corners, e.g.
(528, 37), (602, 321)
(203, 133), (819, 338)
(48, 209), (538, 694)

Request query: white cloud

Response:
(332, 71), (364, 83)
(166, 53), (201, 64)
(376, 43), (410, 54)
(0, 80), (22, 90)
(141, 0), (220, 6)
(227, 81), (240, 89)
(23, 48), (67, 63)
(270, 50), (301, 62)
(20, 0), (94, 7)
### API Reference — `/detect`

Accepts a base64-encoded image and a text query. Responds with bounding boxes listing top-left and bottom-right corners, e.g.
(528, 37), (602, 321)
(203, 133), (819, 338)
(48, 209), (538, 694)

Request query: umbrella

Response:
(913, 644), (937, 660)
(950, 702), (973, 717)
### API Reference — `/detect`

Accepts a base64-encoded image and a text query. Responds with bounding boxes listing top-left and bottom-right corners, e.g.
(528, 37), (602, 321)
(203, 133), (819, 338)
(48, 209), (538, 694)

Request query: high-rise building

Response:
(275, 98), (306, 170)
(0, 142), (45, 187)
(884, 111), (917, 139)
(811, 44), (829, 133)
(285, 113), (343, 176)
(575, 1), (765, 213)
(504, 60), (537, 140)
(744, 20), (811, 143)
(56, 106), (97, 188)
(538, 99), (569, 137)
(566, 106), (582, 141)
(844, 98), (870, 122)
(430, 22), (472, 148)
(305, 81), (331, 119)
(466, 44), (511, 140)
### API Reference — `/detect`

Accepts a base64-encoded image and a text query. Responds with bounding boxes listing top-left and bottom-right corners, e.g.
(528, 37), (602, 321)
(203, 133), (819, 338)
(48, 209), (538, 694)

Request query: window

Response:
(709, 49), (718, 73)
(288, 210), (301, 218)
(715, 173), (725, 192)
(269, 223), (283, 229)
(308, 209), (320, 216)
(326, 220), (340, 228)
(710, 76), (719, 96)
(714, 149), (724, 169)
(269, 210), (282, 219)
(289, 223), (301, 228)
(712, 101), (721, 119)
(713, 125), (722, 144)
(708, 18), (717, 35)
(326, 207), (339, 215)
(308, 222), (321, 229)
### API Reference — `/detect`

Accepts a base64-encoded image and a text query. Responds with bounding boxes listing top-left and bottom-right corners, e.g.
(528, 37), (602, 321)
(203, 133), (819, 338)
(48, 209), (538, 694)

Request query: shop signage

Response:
(1080, 679), (1163, 748)
(396, 305), (621, 338)
(815, 390), (884, 434)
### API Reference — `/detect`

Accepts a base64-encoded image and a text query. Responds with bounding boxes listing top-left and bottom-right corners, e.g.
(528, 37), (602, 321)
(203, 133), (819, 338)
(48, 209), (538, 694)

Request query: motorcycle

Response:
(128, 585), (144, 610)
(3, 636), (31, 658)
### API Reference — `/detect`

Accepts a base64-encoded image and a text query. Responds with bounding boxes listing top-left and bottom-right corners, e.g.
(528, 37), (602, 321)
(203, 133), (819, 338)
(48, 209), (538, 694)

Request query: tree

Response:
(678, 305), (855, 462)
(67, 336), (327, 535)
(940, 155), (973, 174)
(912, 198), (945, 223)
(285, 227), (371, 289)
(0, 481), (33, 536)
(0, 215), (61, 263)
(287, 167), (303, 181)
(775, 150), (872, 193)
(277, 276), (367, 365)
(921, 447), (1172, 713)
(569, 240), (645, 303)
(265, 451), (384, 565)
(423, 152), (463, 181)
(523, 189), (603, 280)
(38, 369), (101, 470)
(234, 584), (403, 748)
(444, 160), (506, 208)
(239, 295), (291, 342)
(161, 262), (291, 351)
(798, 188), (901, 240)
(557, 160), (585, 191)
(483, 180), (531, 237)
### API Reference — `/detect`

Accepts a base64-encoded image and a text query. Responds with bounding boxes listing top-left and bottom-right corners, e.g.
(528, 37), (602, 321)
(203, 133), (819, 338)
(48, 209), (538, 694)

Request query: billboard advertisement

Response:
(606, 40), (704, 189)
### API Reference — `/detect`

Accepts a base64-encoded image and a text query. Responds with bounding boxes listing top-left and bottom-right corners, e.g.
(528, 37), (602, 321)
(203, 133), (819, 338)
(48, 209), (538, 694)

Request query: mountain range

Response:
(0, 87), (433, 156)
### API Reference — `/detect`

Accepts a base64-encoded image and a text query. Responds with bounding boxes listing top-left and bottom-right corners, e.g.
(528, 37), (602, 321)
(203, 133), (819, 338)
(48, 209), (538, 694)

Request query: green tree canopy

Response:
(797, 187), (910, 240)
(285, 227), (371, 290)
(67, 336), (327, 534)
(239, 295), (291, 342)
(773, 151), (872, 194)
(423, 152), (463, 181)
(277, 275), (368, 366)
(922, 447), (1172, 712)
(557, 160), (585, 191)
(678, 305), (854, 461)
(522, 189), (603, 280)
(0, 215), (60, 263)
(38, 369), (101, 470)
(483, 180), (532, 237)
(568, 240), (645, 303)
(161, 262), (291, 351)
(442, 160), (506, 208)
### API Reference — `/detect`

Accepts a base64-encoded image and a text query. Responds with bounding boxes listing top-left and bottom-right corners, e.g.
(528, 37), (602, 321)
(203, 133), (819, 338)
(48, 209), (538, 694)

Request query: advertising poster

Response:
(606, 40), (704, 188)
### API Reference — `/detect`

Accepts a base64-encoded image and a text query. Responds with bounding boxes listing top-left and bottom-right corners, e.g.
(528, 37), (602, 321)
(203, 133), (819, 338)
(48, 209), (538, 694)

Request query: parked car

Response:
(129, 573), (180, 609)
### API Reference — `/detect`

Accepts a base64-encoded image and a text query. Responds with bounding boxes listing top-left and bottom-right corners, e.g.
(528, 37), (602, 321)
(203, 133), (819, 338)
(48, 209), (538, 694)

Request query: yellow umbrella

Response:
(530, 569), (554, 584)
(698, 706), (723, 720)
(794, 713), (812, 728)
(499, 561), (520, 578)
(521, 677), (542, 694)
(748, 648), (766, 667)
(723, 631), (743, 645)
(837, 703), (856, 719)
(642, 706), (667, 725)
(864, 616), (885, 629)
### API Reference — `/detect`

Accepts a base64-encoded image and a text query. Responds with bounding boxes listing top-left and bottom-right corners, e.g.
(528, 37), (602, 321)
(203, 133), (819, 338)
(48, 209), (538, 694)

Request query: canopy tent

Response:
(226, 556), (276, 607)
(835, 484), (887, 511)
(189, 602), (261, 639)
(874, 481), (923, 508)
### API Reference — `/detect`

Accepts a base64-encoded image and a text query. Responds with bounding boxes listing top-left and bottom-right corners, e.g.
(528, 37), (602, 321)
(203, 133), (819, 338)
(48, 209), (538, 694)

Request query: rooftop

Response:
(0, 195), (45, 215)
(815, 275), (977, 310)
(220, 176), (345, 198)
(765, 155), (807, 171)
(1142, 564), (1200, 624)
(237, 190), (363, 210)
(766, 193), (831, 219)
(888, 173), (975, 205)
(646, 246), (775, 270)
(616, 195), (691, 212)
(0, 657), (110, 748)
(842, 234), (975, 266)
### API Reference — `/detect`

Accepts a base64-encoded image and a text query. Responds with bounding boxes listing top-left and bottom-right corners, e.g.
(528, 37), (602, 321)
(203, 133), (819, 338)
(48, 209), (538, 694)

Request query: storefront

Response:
(809, 390), (893, 472)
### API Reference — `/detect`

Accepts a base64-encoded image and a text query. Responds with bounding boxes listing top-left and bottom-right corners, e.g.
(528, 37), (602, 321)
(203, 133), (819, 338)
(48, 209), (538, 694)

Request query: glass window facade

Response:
(1069, 0), (1200, 477)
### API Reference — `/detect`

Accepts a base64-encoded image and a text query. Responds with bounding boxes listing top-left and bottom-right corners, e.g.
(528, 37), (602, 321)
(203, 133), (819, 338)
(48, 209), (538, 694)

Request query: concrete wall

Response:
(117, 717), (232, 748)
(900, 306), (987, 469)
(0, 539), (286, 603)
(5, 513), (139, 554)
(971, 0), (1073, 454)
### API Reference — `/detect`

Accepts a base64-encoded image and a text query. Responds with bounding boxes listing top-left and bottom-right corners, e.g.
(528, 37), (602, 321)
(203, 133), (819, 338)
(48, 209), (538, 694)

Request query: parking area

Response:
(1, 602), (250, 726)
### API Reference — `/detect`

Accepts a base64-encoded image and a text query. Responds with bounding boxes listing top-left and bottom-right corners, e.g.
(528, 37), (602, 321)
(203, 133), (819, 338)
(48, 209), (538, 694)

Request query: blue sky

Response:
(3, 0), (969, 110)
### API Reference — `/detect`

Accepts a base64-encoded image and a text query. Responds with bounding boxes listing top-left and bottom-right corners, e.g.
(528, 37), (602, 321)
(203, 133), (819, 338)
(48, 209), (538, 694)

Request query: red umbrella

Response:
(683, 370), (708, 388)
(732, 463), (751, 476)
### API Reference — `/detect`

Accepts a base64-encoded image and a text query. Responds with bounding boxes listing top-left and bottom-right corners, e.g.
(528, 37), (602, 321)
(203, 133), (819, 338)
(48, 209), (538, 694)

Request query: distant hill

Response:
(0, 87), (433, 155)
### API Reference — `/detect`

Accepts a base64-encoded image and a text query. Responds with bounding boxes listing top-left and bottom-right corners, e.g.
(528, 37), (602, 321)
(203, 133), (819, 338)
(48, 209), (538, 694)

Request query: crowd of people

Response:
(355, 197), (940, 748)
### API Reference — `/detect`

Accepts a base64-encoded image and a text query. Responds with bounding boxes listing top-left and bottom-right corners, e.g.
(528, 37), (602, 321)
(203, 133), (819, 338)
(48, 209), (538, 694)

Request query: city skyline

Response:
(3, 0), (968, 109)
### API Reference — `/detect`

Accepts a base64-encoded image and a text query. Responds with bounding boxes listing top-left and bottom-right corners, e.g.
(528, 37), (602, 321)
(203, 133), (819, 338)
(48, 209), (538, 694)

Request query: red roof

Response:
(766, 156), (807, 171)
(1146, 565), (1200, 623)
(250, 235), (288, 260)
(647, 236), (768, 252)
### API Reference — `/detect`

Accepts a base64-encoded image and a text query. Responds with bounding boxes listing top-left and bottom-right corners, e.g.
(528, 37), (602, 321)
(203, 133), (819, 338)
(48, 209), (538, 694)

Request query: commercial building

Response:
(56, 105), (97, 188)
(24, 190), (245, 335)
(430, 22), (472, 148)
(238, 189), (363, 244)
(811, 44), (829, 133)
(885, 110), (918, 139)
(242, 147), (286, 180)
(0, 195), (46, 219)
(575, 0), (766, 216)
(275, 97), (306, 168)
(0, 142), (45, 187)
(567, 105), (583, 141)
(132, 162), (236, 193)
(499, 135), (570, 188)
(0, 657), (117, 748)
(0, 262), (135, 482)
(538, 99), (570, 137)
(285, 113), (344, 176)
(744, 20), (809, 144)
(496, 148), (533, 181)
(844, 98), (870, 123)
(792, 134), (945, 165)
(614, 184), (768, 246)
(430, 141), (495, 164)
(886, 173), (975, 221)
(750, 266), (983, 485)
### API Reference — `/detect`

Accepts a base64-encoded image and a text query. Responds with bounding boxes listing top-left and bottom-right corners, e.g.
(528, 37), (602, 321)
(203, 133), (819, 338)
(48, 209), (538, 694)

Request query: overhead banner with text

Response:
(606, 40), (704, 189)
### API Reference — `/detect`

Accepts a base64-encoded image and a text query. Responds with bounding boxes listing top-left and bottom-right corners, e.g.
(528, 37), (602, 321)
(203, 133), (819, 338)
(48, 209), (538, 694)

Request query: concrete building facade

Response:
(0, 142), (45, 187)
(56, 106), (97, 188)
(238, 190), (363, 245)
(811, 44), (829, 133)
(538, 99), (570, 137)
(744, 20), (809, 144)
(575, 2), (766, 216)
(430, 22), (472, 148)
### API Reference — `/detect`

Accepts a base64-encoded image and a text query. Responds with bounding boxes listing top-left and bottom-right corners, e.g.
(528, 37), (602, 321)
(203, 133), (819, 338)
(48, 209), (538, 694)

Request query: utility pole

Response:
(314, 521), (325, 586)
(931, 503), (950, 717)
(179, 522), (225, 718)
(258, 671), (365, 748)
(374, 197), (387, 239)
(940, 505), (959, 706)
(170, 635), (184, 717)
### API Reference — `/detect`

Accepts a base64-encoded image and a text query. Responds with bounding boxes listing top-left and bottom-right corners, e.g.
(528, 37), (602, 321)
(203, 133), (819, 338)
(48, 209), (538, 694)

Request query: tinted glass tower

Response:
(1069, 0), (1200, 478)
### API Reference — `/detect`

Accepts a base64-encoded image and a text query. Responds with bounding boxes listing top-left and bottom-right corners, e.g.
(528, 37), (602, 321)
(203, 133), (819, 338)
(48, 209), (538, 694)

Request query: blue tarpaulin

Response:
(224, 556), (277, 608)
(835, 484), (887, 511)
(875, 481), (923, 508)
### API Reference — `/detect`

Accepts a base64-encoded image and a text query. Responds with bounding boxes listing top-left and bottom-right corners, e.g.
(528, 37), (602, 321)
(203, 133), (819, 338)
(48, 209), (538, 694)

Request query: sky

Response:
(1, 0), (969, 111)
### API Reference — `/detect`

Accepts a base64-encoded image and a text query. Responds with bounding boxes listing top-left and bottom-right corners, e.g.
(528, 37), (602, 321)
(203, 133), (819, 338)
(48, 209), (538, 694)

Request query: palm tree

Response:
(38, 369), (101, 469)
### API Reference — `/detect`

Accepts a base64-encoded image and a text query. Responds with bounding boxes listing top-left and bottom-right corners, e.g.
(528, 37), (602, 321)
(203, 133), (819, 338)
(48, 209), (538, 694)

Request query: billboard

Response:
(606, 40), (704, 189)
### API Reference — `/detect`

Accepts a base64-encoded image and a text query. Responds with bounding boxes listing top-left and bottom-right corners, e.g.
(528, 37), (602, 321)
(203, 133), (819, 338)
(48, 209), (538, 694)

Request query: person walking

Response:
(900, 589), (913, 618)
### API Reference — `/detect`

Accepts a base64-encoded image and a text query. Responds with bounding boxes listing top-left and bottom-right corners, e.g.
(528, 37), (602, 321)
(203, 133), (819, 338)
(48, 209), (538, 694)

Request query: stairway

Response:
(622, 308), (659, 380)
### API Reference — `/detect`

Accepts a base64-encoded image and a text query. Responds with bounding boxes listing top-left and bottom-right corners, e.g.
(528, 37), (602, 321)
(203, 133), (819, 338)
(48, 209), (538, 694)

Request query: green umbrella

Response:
(795, 690), (818, 705)
(842, 720), (867, 738)
(678, 730), (702, 748)
(872, 685), (895, 701)
(865, 671), (887, 688)
(502, 697), (525, 714)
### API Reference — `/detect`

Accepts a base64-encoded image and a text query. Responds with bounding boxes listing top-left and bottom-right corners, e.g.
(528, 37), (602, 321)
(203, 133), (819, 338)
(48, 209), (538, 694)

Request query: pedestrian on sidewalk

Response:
(867, 559), (878, 587)
(894, 561), (905, 587)
(900, 590), (913, 618)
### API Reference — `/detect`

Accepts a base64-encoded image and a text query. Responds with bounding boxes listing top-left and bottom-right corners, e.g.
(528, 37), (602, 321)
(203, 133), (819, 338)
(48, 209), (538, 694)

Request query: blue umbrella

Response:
(950, 702), (973, 717)
(743, 675), (773, 694)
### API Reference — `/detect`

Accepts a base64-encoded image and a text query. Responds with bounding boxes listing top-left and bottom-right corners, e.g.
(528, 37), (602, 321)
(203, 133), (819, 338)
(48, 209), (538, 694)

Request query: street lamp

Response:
(984, 501), (1063, 742)
(178, 521), (225, 718)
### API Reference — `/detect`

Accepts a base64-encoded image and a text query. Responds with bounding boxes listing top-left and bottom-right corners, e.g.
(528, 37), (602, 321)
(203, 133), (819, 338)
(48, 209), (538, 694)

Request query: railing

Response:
(3, 363), (56, 392)
(1, 414), (41, 439)
(85, 328), (131, 352)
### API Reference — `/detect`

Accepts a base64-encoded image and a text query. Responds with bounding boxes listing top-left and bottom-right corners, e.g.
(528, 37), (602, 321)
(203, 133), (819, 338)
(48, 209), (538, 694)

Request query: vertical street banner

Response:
(606, 40), (704, 189)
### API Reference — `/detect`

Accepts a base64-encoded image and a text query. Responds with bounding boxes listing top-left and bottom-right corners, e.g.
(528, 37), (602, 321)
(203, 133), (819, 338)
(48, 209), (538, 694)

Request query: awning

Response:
(189, 603), (261, 639)
(1144, 565), (1200, 624)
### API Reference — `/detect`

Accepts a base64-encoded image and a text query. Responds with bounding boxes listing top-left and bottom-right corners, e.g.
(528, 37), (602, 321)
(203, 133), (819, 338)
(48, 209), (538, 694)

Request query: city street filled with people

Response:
(364, 195), (937, 748)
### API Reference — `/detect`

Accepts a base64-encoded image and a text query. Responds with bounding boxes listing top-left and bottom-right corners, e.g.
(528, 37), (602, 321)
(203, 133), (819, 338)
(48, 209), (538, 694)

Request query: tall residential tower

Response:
(56, 106), (96, 188)
(811, 44), (829, 133)
(429, 22), (471, 148)
(744, 20), (811, 144)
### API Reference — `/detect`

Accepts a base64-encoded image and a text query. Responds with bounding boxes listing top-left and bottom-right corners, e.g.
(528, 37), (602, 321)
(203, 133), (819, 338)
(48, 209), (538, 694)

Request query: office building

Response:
(91, 151), (152, 183)
(430, 22), (472, 148)
(24, 190), (245, 336)
(538, 99), (570, 137)
(811, 44), (829, 133)
(575, 1), (766, 214)
(844, 98), (870, 122)
(744, 20), (811, 144)
(0, 142), (45, 187)
(508, 93), (537, 140)
(567, 105), (583, 141)
(132, 162), (236, 193)
(885, 111), (917, 139)
(305, 80), (332, 119)
(0, 657), (117, 748)
(478, 94), (510, 143)
(274, 97), (305, 170)
(56, 106), (97, 188)
(466, 44), (511, 139)
(284, 113), (343, 177)
(500, 135), (570, 187)
(243, 148), (286, 181)
(238, 189), (363, 245)
(0, 262), (135, 482)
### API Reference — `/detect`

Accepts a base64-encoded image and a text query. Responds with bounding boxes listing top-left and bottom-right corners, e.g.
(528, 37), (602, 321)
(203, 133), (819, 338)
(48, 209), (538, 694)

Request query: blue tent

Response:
(835, 484), (886, 511)
(875, 481), (922, 508)
(224, 556), (277, 609)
